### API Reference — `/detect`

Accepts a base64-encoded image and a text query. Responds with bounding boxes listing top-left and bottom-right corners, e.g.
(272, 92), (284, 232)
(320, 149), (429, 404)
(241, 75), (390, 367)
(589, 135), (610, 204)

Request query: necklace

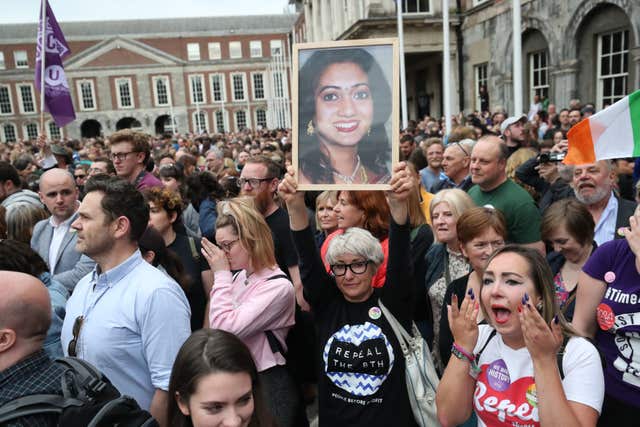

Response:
(332, 155), (368, 184)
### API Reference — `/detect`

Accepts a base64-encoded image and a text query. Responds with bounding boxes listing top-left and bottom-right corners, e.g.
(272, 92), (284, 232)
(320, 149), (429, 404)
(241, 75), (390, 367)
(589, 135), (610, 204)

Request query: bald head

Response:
(39, 168), (79, 223)
(0, 271), (51, 344)
(470, 136), (508, 191)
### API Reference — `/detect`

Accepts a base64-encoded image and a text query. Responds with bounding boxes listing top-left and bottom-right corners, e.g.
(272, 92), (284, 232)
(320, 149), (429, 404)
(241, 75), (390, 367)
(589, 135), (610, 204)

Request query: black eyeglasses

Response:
(67, 315), (84, 357)
(330, 260), (370, 277)
(454, 142), (469, 156)
(237, 177), (274, 189)
(109, 151), (137, 162)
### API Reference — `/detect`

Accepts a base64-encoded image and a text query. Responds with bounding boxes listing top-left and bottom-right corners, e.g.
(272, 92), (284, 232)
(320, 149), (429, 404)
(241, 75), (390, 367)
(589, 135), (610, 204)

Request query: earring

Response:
(536, 302), (543, 312)
(306, 120), (314, 136)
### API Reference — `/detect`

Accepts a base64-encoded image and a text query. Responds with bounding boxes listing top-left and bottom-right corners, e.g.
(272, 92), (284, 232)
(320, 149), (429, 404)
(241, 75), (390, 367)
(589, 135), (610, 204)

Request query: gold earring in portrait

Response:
(307, 120), (315, 136)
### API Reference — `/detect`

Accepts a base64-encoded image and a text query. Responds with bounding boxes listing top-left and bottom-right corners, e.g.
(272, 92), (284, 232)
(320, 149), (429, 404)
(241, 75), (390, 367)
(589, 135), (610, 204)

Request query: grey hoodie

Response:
(1, 189), (44, 209)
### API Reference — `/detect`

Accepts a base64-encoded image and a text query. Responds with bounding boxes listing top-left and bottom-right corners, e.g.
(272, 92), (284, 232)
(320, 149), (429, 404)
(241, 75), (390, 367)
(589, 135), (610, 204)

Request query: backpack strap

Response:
(0, 394), (84, 423)
(474, 329), (497, 361)
(263, 274), (292, 356)
(54, 357), (113, 400)
(188, 237), (200, 260)
(557, 335), (570, 380)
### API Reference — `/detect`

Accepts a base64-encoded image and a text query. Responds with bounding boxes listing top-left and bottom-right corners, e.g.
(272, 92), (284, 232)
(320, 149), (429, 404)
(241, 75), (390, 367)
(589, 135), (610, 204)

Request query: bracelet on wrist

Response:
(451, 343), (481, 379)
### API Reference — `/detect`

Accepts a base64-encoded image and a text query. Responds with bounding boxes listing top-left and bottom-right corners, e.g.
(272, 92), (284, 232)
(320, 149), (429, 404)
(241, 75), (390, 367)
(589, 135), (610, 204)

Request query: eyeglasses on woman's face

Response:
(330, 260), (370, 277)
(216, 239), (240, 253)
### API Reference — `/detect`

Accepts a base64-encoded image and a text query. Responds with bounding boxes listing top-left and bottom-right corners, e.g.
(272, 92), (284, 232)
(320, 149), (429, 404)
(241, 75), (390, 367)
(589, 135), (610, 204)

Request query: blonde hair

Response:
(315, 191), (338, 232)
(215, 197), (276, 272)
(5, 202), (49, 244)
(429, 188), (475, 219)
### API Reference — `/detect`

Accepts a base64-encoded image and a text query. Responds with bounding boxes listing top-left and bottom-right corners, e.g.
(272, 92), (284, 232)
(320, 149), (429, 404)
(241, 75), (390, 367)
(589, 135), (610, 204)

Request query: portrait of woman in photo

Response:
(297, 46), (393, 185)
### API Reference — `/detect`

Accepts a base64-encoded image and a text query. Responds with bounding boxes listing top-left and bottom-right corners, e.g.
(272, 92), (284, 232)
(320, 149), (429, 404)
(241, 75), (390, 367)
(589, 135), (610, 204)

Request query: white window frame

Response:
(76, 80), (97, 111)
(250, 40), (262, 58)
(0, 84), (13, 115)
(235, 110), (248, 132)
(192, 110), (209, 133)
(596, 29), (629, 110)
(187, 43), (201, 61)
(24, 122), (39, 140)
(209, 73), (226, 103)
(474, 63), (488, 112)
(472, 0), (489, 6)
(115, 77), (135, 109)
(529, 50), (549, 103)
(189, 74), (207, 105)
(47, 120), (62, 140)
(255, 109), (267, 128)
(17, 83), (36, 114)
(214, 109), (228, 133)
(400, 0), (431, 14)
(14, 50), (28, 68)
(1, 123), (17, 142)
(208, 42), (221, 60)
(270, 40), (283, 56)
(252, 72), (265, 100)
(231, 73), (247, 102)
(0, 52), (5, 70)
(152, 75), (171, 107)
(229, 41), (242, 59)
(272, 71), (288, 99)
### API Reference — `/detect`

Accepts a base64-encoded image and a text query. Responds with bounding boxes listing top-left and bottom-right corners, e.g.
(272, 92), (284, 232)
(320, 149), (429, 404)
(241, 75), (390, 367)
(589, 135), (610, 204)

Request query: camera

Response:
(538, 151), (566, 163)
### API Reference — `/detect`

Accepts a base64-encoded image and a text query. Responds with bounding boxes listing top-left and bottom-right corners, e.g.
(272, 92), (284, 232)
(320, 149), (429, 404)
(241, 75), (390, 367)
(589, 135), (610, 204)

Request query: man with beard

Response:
(239, 156), (306, 309)
(500, 115), (527, 156)
(572, 160), (636, 245)
(419, 138), (444, 192)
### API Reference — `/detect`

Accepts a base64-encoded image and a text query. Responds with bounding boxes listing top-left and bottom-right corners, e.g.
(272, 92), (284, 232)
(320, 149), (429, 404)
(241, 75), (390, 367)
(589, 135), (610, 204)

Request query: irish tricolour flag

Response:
(565, 90), (640, 165)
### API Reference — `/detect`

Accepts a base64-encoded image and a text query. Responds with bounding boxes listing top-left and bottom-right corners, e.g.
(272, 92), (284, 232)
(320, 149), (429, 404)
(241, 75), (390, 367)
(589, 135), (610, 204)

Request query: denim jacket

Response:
(39, 272), (69, 359)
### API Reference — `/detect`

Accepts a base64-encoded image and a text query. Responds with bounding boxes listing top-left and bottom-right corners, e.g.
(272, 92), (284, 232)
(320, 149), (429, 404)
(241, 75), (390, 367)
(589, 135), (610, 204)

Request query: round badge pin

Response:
(596, 303), (615, 331)
(369, 307), (382, 320)
(604, 271), (616, 284)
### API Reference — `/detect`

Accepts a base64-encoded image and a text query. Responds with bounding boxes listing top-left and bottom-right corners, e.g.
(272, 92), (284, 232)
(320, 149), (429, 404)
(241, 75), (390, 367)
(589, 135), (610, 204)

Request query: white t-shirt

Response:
(472, 325), (604, 427)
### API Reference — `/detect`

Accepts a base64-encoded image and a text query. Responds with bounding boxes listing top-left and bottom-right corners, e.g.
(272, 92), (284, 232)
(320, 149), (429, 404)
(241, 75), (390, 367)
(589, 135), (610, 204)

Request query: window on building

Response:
(14, 50), (28, 68)
(401, 0), (430, 13)
(208, 42), (221, 60)
(2, 123), (16, 142)
(529, 50), (549, 102)
(0, 85), (12, 114)
(18, 84), (36, 113)
(250, 41), (262, 58)
(472, 0), (489, 6)
(153, 76), (170, 107)
(48, 121), (61, 140)
(270, 40), (283, 56)
(187, 43), (201, 61)
(598, 29), (629, 109)
(193, 111), (208, 133)
(232, 73), (246, 101)
(273, 72), (284, 98)
(116, 78), (134, 109)
(0, 52), (5, 69)
(77, 80), (96, 111)
(230, 42), (242, 59)
(235, 110), (247, 131)
(190, 74), (206, 104)
(210, 74), (226, 102)
(252, 73), (265, 100)
(215, 110), (226, 133)
(474, 63), (488, 112)
(256, 109), (267, 128)
(25, 123), (39, 140)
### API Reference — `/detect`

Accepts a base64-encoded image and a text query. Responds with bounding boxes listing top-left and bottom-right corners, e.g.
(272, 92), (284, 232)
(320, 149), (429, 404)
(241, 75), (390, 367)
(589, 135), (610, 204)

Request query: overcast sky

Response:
(1, 0), (295, 23)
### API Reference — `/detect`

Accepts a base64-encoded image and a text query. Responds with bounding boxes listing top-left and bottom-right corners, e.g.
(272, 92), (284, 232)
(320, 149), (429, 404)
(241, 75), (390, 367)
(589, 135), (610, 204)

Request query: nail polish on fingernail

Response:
(524, 292), (529, 302)
(467, 288), (473, 296)
(521, 295), (527, 305)
(554, 315), (559, 324)
(470, 293), (475, 300)
(517, 306), (522, 313)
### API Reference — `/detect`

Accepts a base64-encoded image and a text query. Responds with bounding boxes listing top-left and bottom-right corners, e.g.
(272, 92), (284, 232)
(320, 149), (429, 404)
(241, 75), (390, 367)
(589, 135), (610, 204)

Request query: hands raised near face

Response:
(448, 290), (480, 355)
(518, 294), (563, 363)
(200, 237), (230, 273)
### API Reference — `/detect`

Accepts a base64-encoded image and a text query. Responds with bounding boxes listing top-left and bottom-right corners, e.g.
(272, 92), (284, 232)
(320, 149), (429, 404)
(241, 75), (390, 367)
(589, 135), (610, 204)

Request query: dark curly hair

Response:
(298, 48), (392, 183)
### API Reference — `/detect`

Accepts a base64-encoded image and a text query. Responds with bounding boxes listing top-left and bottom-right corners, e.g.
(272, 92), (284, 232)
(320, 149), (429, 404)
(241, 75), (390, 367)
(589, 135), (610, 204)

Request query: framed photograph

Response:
(292, 38), (399, 190)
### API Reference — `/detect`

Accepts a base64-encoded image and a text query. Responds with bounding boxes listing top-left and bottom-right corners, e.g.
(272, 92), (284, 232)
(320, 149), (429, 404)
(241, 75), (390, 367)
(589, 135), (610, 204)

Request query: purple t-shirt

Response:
(583, 239), (640, 407)
(135, 171), (162, 191)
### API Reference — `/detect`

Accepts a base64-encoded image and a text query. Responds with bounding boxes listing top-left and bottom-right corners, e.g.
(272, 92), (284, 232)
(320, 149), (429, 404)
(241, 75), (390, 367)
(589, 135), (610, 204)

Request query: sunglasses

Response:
(67, 315), (84, 357)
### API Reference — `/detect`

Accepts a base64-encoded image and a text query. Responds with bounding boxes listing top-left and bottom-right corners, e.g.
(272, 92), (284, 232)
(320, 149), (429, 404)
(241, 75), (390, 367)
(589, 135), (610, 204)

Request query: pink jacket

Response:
(210, 267), (296, 372)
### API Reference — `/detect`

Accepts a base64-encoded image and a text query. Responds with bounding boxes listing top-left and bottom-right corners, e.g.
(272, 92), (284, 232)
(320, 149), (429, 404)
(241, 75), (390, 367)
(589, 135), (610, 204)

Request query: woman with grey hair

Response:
(279, 162), (419, 427)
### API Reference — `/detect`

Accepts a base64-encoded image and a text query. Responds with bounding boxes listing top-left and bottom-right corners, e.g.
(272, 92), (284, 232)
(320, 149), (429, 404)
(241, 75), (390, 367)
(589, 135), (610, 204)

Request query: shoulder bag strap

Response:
(187, 237), (200, 260)
(0, 394), (84, 423)
(475, 329), (497, 360)
(263, 273), (292, 356)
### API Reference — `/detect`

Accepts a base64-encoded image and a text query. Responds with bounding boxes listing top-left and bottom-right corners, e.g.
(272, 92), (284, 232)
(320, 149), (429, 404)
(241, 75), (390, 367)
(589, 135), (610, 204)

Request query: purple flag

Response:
(35, 0), (75, 127)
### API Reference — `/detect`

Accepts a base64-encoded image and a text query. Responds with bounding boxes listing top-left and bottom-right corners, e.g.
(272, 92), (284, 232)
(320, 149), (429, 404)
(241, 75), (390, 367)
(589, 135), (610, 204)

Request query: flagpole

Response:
(512, 0), (523, 115)
(396, 0), (408, 130)
(442, 0), (452, 140)
(40, 0), (47, 135)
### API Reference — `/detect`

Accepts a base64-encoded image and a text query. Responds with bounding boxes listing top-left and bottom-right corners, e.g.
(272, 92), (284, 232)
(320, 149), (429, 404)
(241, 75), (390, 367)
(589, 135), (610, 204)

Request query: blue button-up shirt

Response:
(61, 250), (191, 410)
(594, 192), (618, 246)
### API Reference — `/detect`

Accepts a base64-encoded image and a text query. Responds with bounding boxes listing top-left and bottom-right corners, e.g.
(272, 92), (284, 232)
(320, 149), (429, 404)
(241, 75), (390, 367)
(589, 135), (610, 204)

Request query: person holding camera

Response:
(515, 140), (575, 212)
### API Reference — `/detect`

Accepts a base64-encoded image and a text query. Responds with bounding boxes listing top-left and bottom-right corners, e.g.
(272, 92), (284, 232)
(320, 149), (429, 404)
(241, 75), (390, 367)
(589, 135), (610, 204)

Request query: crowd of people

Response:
(0, 95), (639, 427)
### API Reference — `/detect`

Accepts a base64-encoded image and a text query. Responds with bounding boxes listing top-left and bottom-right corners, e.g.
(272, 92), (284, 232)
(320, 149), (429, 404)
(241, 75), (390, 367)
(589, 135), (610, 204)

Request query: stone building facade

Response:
(295, 0), (640, 120)
(0, 14), (297, 141)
